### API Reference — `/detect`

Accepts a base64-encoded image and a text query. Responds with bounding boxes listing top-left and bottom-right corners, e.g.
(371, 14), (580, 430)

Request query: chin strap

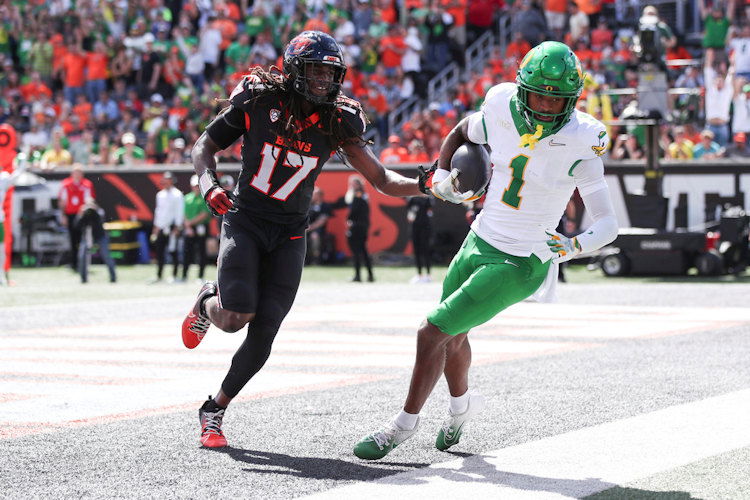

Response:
(519, 124), (544, 150)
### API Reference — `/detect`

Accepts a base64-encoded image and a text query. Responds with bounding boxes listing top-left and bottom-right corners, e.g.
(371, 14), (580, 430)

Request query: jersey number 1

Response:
(501, 155), (529, 209)
(251, 143), (320, 201)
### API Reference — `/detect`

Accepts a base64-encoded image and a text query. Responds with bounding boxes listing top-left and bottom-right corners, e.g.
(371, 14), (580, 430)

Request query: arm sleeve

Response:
(575, 187), (619, 253)
(205, 105), (246, 150)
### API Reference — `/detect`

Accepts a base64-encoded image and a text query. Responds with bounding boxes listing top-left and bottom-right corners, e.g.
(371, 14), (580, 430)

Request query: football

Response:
(450, 142), (492, 197)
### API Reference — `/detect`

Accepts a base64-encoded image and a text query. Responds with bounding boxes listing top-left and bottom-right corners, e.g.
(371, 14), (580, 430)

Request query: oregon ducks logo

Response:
(519, 49), (535, 69)
(545, 85), (555, 92)
(575, 59), (583, 80)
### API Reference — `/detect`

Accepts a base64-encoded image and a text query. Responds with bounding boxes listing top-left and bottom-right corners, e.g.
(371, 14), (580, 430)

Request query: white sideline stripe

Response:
(307, 389), (750, 499)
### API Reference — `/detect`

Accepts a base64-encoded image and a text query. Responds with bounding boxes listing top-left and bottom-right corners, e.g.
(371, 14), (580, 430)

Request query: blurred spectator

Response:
(182, 175), (211, 283)
(704, 56), (734, 147)
(406, 139), (431, 163)
(666, 126), (695, 159)
(199, 16), (223, 81)
(730, 24), (750, 80)
(407, 196), (433, 284)
(733, 81), (750, 135)
(112, 132), (146, 166)
(306, 186), (333, 265)
(176, 29), (206, 93)
(699, 0), (735, 64)
(75, 199), (117, 284)
(379, 24), (407, 78)
(575, 0), (603, 27)
(692, 129), (724, 159)
(545, 0), (568, 41)
(380, 135), (409, 164)
(150, 171), (184, 284)
(69, 129), (96, 165)
(58, 44), (87, 105)
(467, 0), (503, 45)
(19, 72), (52, 102)
(137, 37), (163, 99)
(506, 32), (532, 65)
(40, 132), (73, 171)
(514, 0), (548, 46)
(29, 32), (54, 83)
(590, 19), (614, 51)
(166, 137), (189, 164)
(93, 91), (121, 130)
(725, 132), (750, 157)
(610, 133), (644, 160)
(334, 175), (374, 283)
(59, 164), (95, 271)
(85, 40), (110, 104)
(424, 7), (454, 76)
(568, 2), (589, 44)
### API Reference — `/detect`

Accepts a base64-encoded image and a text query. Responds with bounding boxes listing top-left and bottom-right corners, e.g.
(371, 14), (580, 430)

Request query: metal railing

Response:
(465, 30), (494, 78)
(387, 95), (421, 141)
(427, 62), (461, 105)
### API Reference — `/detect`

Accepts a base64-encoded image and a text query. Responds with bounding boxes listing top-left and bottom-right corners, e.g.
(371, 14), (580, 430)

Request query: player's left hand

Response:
(545, 230), (582, 263)
(431, 169), (476, 204)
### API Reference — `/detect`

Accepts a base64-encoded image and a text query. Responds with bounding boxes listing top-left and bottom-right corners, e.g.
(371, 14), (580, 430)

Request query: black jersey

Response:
(207, 76), (366, 224)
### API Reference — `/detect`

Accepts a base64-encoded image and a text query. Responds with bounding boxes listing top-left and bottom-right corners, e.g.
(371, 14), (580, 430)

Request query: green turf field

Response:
(0, 263), (747, 308)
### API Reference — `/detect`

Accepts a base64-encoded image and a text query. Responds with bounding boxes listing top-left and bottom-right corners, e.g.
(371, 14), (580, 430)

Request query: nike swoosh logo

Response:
(549, 140), (566, 146)
(503, 259), (519, 267)
(290, 235), (304, 240)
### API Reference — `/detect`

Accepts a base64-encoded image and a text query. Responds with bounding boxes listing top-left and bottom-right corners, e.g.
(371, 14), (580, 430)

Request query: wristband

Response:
(432, 168), (450, 186)
(199, 170), (219, 198)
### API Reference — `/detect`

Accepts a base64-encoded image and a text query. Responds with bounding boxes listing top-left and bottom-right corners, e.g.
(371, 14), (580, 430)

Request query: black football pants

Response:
(216, 211), (306, 399)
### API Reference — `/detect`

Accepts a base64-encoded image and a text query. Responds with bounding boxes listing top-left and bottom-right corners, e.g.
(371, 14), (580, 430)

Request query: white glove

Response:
(545, 230), (582, 263)
(431, 169), (476, 204)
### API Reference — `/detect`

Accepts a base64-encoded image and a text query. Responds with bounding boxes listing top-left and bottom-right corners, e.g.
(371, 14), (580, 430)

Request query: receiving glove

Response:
(417, 160), (438, 194)
(431, 169), (477, 204)
(545, 230), (582, 263)
(199, 170), (236, 216)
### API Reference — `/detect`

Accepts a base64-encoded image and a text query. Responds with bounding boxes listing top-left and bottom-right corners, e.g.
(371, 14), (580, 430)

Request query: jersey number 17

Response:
(251, 143), (320, 201)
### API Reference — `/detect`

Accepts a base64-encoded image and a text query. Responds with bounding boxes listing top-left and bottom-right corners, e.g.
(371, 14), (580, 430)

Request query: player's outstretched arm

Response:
(191, 132), (235, 216)
(341, 142), (423, 197)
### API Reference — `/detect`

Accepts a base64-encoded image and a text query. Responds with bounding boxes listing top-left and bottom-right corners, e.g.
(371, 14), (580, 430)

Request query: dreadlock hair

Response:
(235, 66), (369, 155)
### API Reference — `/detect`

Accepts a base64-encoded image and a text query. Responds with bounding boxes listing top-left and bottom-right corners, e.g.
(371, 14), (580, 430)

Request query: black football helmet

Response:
(283, 31), (347, 105)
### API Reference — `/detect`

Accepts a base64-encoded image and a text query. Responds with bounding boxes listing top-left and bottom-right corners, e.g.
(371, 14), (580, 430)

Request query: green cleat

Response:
(354, 419), (419, 460)
(435, 392), (485, 451)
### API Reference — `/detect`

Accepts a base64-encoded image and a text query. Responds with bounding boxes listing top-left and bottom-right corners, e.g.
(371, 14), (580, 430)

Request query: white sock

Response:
(394, 410), (419, 430)
(450, 390), (470, 415)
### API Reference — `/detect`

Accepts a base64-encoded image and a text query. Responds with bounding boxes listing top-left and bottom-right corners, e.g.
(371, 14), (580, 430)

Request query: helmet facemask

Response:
(516, 84), (580, 135)
(289, 58), (346, 105)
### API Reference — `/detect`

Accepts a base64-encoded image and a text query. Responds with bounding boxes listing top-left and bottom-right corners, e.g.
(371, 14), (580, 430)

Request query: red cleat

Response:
(199, 396), (228, 448)
(182, 281), (217, 349)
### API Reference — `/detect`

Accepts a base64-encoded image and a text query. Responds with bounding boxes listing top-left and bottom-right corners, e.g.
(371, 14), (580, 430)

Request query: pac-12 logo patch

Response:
(270, 109), (280, 122)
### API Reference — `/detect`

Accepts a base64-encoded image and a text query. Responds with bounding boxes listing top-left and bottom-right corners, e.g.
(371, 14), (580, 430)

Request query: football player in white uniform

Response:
(354, 41), (619, 460)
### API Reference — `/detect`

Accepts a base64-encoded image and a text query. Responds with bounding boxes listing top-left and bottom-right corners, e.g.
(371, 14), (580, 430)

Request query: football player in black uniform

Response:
(181, 31), (427, 448)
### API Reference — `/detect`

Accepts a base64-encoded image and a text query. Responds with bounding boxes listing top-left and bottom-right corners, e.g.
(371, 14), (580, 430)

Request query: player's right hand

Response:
(204, 187), (236, 216)
(431, 169), (476, 204)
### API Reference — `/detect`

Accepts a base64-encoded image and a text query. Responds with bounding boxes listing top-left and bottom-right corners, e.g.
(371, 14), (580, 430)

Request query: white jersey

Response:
(466, 82), (610, 261)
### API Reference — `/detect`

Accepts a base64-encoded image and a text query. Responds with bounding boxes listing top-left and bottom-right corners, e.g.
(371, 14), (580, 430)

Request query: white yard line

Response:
(307, 389), (750, 499)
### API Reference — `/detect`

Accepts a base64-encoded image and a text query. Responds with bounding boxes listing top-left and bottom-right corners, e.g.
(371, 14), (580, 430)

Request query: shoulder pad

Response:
(228, 75), (268, 108)
(336, 95), (367, 138)
(568, 111), (609, 159)
(481, 83), (515, 115)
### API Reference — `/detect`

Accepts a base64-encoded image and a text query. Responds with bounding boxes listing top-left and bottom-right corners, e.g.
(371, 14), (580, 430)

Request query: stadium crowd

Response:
(2, 0), (750, 168)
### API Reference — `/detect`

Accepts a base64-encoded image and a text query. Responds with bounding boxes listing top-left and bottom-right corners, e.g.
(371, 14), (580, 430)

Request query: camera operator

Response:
(631, 6), (676, 119)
